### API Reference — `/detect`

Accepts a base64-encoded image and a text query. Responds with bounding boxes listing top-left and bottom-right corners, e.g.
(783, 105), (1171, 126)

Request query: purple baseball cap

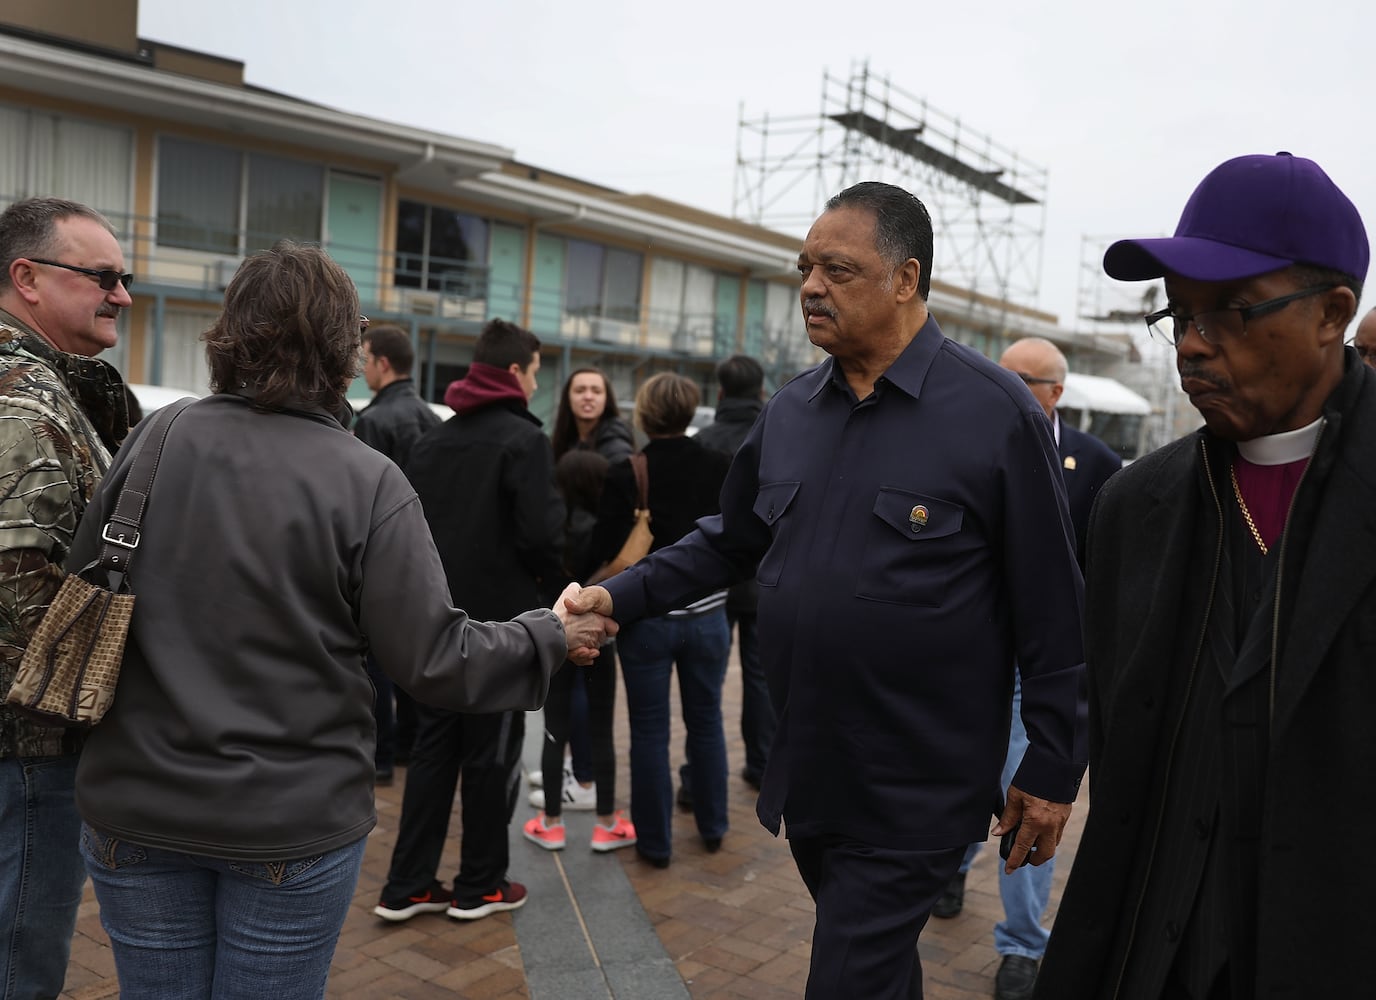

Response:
(1103, 152), (1369, 284)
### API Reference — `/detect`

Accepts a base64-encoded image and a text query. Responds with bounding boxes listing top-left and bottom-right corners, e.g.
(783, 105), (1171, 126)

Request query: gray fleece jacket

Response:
(71, 393), (566, 860)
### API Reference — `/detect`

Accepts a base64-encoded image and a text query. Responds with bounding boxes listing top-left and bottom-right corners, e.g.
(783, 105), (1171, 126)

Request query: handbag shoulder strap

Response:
(97, 397), (195, 581)
(629, 451), (649, 510)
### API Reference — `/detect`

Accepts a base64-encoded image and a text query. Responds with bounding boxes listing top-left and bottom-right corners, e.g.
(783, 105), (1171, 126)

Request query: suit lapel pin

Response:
(1063, 455), (1077, 471)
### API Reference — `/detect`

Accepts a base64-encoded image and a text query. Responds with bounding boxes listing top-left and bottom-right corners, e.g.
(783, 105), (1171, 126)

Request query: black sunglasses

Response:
(27, 258), (133, 292)
(1016, 372), (1060, 386)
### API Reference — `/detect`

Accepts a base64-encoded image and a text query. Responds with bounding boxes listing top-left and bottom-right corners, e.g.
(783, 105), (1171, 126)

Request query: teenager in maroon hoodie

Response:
(374, 319), (568, 922)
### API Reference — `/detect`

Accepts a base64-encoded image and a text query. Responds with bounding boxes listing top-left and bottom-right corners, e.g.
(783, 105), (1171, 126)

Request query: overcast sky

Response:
(138, 0), (1376, 333)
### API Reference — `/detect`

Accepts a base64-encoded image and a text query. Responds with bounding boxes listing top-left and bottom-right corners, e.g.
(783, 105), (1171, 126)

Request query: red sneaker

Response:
(523, 812), (567, 851)
(590, 811), (637, 852)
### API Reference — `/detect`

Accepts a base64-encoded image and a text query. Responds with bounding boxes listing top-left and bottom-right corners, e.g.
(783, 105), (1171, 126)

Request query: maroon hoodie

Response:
(444, 362), (527, 415)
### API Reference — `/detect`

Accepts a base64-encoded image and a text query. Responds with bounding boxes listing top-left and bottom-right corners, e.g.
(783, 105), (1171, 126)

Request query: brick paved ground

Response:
(61, 643), (1087, 999)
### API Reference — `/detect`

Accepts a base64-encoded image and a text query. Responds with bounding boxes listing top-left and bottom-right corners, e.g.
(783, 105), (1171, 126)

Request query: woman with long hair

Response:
(550, 366), (634, 463)
(69, 241), (607, 999)
(522, 449), (637, 853)
(534, 367), (634, 809)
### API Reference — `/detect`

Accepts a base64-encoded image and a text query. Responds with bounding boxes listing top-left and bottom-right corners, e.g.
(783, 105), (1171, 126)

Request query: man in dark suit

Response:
(932, 335), (1121, 1000)
(1002, 337), (1123, 563)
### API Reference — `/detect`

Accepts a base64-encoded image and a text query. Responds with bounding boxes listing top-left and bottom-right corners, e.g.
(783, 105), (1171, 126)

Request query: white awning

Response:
(1059, 373), (1152, 415)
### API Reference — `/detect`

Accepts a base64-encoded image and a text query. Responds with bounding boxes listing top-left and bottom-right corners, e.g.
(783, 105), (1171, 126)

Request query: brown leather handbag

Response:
(587, 452), (652, 585)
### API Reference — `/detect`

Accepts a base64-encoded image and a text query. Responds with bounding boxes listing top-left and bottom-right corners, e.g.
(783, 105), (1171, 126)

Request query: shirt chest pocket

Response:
(856, 487), (965, 607)
(752, 481), (801, 587)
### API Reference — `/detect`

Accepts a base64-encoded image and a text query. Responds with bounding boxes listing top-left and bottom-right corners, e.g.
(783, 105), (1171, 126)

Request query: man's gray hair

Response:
(0, 198), (116, 294)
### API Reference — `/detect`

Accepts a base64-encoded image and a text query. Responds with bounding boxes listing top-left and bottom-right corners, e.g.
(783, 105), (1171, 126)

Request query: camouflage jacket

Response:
(0, 308), (127, 758)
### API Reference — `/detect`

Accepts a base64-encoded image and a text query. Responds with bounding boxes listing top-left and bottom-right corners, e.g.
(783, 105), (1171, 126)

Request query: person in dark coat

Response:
(353, 322), (442, 781)
(355, 323), (441, 470)
(71, 244), (607, 997)
(587, 373), (732, 868)
(679, 354), (773, 806)
(1036, 152), (1373, 1000)
(376, 318), (567, 923)
(543, 366), (635, 805)
(569, 182), (1086, 999)
(521, 448), (637, 854)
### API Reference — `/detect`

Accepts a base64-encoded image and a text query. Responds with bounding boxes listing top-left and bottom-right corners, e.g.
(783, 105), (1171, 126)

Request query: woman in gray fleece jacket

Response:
(68, 241), (611, 1000)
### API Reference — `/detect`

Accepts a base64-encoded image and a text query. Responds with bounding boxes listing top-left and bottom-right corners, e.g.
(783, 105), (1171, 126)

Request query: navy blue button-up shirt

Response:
(606, 316), (1087, 850)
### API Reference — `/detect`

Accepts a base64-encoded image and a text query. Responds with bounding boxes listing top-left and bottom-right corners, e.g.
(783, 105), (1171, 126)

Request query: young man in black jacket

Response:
(353, 323), (441, 782)
(375, 319), (566, 922)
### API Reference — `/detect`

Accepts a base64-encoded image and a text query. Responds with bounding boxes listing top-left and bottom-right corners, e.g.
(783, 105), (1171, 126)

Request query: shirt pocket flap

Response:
(872, 488), (963, 541)
(753, 481), (801, 526)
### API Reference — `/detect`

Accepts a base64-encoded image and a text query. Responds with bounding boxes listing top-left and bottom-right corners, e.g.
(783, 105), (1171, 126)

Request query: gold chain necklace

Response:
(1230, 462), (1268, 555)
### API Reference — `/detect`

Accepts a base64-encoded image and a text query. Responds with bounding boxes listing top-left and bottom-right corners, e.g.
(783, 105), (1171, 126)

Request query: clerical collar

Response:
(1236, 418), (1323, 466)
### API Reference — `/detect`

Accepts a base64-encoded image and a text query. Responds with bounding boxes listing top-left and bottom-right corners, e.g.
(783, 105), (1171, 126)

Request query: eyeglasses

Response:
(26, 258), (132, 292)
(1347, 338), (1374, 361)
(1144, 284), (1336, 347)
(1016, 372), (1061, 386)
(360, 317), (370, 333)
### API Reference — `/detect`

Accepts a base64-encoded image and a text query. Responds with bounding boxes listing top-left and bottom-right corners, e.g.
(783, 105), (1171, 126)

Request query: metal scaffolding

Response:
(733, 62), (1049, 311)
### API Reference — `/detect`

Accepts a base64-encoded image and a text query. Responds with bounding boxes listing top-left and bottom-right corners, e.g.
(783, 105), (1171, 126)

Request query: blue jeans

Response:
(619, 611), (730, 860)
(957, 673), (1054, 960)
(0, 755), (85, 1000)
(81, 826), (366, 999)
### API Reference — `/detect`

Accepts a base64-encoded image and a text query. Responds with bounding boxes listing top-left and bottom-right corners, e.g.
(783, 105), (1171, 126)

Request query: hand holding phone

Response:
(999, 821), (1036, 868)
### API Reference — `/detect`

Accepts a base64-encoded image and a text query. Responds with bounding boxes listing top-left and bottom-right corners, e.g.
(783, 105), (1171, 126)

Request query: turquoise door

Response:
(326, 172), (381, 308)
(530, 233), (565, 337)
(713, 275), (741, 357)
(487, 223), (525, 324)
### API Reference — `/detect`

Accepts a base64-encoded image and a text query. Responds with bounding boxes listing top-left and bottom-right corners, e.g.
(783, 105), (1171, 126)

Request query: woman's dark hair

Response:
(203, 240), (361, 413)
(635, 372), (699, 437)
(550, 367), (622, 460)
(555, 449), (610, 513)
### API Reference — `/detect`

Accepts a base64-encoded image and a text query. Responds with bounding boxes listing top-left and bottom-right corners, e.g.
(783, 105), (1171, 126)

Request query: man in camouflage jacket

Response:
(0, 198), (129, 999)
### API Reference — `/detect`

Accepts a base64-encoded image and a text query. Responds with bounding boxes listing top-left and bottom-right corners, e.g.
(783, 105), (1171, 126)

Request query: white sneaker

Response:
(528, 774), (596, 811)
(527, 752), (574, 791)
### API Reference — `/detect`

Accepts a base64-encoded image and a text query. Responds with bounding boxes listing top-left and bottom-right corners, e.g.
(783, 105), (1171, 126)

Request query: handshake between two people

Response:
(552, 583), (618, 666)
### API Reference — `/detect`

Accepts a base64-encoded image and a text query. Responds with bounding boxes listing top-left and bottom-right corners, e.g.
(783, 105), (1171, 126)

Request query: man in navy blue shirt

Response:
(569, 181), (1087, 999)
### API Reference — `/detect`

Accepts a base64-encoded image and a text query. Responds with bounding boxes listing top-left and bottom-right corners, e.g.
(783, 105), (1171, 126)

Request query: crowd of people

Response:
(3, 145), (1375, 1000)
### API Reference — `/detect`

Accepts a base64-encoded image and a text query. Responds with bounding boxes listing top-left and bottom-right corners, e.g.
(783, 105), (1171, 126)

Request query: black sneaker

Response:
(447, 880), (528, 920)
(373, 881), (451, 922)
(931, 870), (966, 919)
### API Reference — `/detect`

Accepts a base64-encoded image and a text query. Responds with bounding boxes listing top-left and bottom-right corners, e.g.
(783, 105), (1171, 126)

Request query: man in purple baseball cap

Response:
(1036, 152), (1376, 1000)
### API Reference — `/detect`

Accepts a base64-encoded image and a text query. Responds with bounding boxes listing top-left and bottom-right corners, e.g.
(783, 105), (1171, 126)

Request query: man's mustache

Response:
(1178, 362), (1228, 392)
(803, 298), (836, 319)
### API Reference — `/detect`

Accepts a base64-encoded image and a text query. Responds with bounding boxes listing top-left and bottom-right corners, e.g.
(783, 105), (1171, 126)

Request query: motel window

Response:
(156, 137), (322, 254)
